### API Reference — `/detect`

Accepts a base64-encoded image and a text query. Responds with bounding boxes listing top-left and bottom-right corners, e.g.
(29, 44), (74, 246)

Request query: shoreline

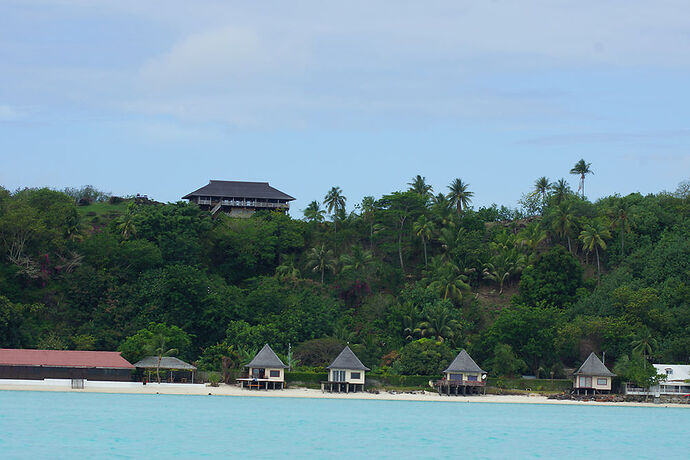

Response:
(1, 383), (687, 408)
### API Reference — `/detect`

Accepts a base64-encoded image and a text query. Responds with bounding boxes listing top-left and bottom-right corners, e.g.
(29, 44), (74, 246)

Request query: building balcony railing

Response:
(197, 198), (289, 209)
(435, 379), (485, 387)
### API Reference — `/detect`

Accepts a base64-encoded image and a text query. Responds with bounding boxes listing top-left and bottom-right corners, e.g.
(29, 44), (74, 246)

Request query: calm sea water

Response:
(0, 391), (687, 459)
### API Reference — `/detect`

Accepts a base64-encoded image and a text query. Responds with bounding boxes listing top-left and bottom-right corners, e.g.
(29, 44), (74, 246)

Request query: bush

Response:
(207, 372), (221, 387)
(109, 196), (124, 204)
(394, 339), (455, 375)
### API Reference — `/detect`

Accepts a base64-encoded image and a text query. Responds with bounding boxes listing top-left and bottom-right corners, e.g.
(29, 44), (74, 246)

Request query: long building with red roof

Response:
(0, 349), (135, 381)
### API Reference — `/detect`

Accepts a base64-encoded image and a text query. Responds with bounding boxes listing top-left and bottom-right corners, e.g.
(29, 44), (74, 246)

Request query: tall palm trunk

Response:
(621, 227), (625, 255)
(422, 235), (428, 266)
(595, 246), (601, 285)
(320, 266), (324, 284)
(567, 235), (572, 254)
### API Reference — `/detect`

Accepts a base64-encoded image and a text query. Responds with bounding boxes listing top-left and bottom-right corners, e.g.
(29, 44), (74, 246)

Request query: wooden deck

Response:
(237, 378), (285, 390)
(321, 381), (365, 393)
(435, 379), (485, 395)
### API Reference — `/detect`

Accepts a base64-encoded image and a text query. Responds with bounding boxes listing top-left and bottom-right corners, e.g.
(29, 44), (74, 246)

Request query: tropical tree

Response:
(579, 221), (610, 284)
(359, 196), (377, 251)
(631, 328), (658, 369)
(414, 302), (461, 343)
(516, 222), (547, 254)
(570, 159), (593, 199)
(303, 200), (326, 223)
(408, 175), (433, 199)
(552, 178), (571, 204)
(608, 199), (633, 256)
(275, 255), (301, 281)
(446, 178), (474, 215)
(427, 260), (471, 302)
(306, 244), (336, 283)
(532, 176), (552, 213)
(323, 187), (346, 244)
(413, 215), (435, 267)
(340, 245), (374, 276)
(145, 333), (179, 383)
(549, 201), (576, 253)
(482, 249), (526, 295)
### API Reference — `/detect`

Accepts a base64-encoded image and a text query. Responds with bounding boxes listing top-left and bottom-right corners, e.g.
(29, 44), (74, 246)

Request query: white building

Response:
(623, 364), (690, 397)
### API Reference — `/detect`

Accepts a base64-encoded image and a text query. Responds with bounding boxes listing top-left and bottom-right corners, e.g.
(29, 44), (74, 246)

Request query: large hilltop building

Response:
(183, 180), (295, 217)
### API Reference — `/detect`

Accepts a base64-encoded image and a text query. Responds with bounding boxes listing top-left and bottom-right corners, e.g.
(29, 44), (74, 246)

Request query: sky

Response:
(1, 0), (689, 216)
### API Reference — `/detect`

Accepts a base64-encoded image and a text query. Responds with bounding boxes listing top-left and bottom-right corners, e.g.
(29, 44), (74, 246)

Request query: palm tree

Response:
(550, 201), (576, 253)
(275, 255), (301, 281)
(579, 221), (611, 284)
(414, 303), (460, 343)
(303, 200), (326, 223)
(413, 215), (435, 267)
(323, 187), (346, 246)
(516, 222), (547, 253)
(570, 159), (593, 199)
(340, 245), (374, 275)
(427, 261), (471, 302)
(482, 249), (526, 295)
(306, 244), (335, 283)
(359, 196), (376, 251)
(145, 333), (178, 383)
(552, 178), (571, 204)
(532, 176), (552, 212)
(631, 328), (658, 369)
(408, 175), (433, 198)
(446, 178), (474, 215)
(608, 199), (632, 256)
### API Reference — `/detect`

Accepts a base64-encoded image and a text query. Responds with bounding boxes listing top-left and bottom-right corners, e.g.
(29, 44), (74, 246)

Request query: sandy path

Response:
(0, 383), (687, 408)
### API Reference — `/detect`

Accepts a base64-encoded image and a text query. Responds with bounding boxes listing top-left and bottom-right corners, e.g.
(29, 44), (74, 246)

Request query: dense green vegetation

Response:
(1, 169), (689, 386)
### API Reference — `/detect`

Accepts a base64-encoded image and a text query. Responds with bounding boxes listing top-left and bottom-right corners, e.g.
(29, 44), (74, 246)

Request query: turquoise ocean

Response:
(0, 390), (687, 459)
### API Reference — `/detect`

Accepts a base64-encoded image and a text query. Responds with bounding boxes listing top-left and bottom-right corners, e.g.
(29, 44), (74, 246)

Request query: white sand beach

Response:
(1, 381), (688, 408)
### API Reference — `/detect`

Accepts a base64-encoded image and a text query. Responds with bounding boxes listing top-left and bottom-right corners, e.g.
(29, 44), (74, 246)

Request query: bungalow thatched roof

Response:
(133, 356), (196, 371)
(246, 344), (288, 369)
(443, 349), (484, 374)
(574, 352), (615, 377)
(327, 346), (370, 371)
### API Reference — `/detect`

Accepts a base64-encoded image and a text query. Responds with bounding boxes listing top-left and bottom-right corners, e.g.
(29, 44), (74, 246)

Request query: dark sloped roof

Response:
(574, 352), (615, 376)
(327, 346), (370, 371)
(133, 356), (196, 371)
(182, 180), (295, 201)
(443, 349), (484, 374)
(0, 348), (134, 369)
(246, 344), (288, 369)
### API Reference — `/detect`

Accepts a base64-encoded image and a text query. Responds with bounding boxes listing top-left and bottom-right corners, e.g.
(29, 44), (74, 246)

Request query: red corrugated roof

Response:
(0, 349), (135, 369)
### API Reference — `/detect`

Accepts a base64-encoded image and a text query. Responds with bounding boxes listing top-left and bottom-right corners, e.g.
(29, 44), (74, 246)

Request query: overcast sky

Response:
(1, 0), (689, 215)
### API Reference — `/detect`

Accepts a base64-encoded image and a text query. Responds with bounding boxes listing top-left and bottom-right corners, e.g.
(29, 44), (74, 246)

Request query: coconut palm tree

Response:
(359, 196), (376, 251)
(431, 193), (455, 227)
(632, 328), (658, 369)
(145, 333), (178, 383)
(532, 176), (552, 201)
(303, 200), (326, 223)
(306, 244), (335, 283)
(570, 159), (593, 199)
(427, 261), (471, 302)
(579, 221), (611, 284)
(408, 175), (433, 199)
(482, 249), (526, 295)
(323, 187), (346, 245)
(415, 303), (460, 343)
(550, 201), (576, 253)
(552, 178), (571, 204)
(340, 245), (374, 275)
(608, 199), (632, 256)
(275, 255), (301, 281)
(413, 215), (435, 267)
(446, 178), (474, 215)
(516, 222), (547, 254)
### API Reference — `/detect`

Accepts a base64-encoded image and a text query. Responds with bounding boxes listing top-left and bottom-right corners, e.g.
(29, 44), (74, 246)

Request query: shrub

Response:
(109, 196), (124, 204)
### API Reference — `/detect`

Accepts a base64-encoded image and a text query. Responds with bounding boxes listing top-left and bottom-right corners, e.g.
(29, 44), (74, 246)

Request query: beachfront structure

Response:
(0, 349), (134, 384)
(237, 344), (287, 390)
(573, 352), (615, 394)
(133, 356), (197, 383)
(623, 364), (690, 397)
(436, 349), (486, 395)
(182, 180), (295, 217)
(322, 346), (370, 393)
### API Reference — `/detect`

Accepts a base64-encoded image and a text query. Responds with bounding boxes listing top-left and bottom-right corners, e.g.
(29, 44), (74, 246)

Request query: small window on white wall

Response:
(351, 372), (361, 380)
(597, 378), (607, 386)
(270, 370), (280, 378)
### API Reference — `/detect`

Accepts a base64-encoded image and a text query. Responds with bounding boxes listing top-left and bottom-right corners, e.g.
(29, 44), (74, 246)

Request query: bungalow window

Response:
(579, 376), (592, 387)
(467, 375), (478, 381)
(449, 373), (463, 381)
(597, 378), (607, 386)
(270, 370), (280, 378)
(332, 370), (346, 382)
(351, 372), (361, 380)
